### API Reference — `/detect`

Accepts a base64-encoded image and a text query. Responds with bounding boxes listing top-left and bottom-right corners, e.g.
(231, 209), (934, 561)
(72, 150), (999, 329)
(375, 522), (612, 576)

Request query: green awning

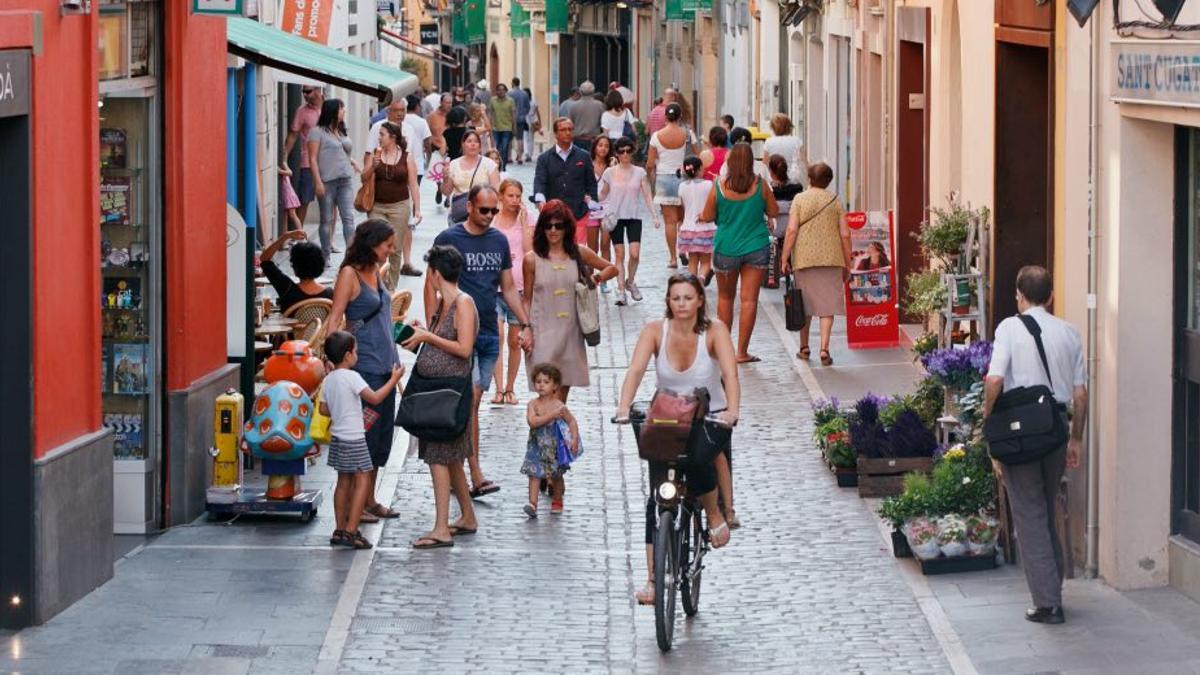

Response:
(226, 17), (417, 105)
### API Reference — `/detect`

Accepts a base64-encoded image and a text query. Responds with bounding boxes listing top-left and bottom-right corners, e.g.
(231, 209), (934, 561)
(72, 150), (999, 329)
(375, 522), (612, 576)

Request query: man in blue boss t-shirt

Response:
(426, 185), (532, 499)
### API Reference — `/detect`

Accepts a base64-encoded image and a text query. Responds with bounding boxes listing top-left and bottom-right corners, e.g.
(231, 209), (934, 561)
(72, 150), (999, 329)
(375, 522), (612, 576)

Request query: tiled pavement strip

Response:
(5, 162), (1200, 674)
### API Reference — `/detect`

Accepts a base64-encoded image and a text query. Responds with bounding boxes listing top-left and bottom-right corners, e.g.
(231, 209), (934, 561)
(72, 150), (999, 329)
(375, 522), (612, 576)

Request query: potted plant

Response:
(966, 512), (999, 556)
(905, 516), (941, 560)
(904, 268), (948, 320)
(920, 341), (992, 394)
(915, 196), (983, 269)
(911, 332), (938, 361)
(936, 514), (968, 558)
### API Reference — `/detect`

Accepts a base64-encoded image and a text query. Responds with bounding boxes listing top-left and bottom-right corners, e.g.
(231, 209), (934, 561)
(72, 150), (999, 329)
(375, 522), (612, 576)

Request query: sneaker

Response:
(615, 292), (627, 307)
(627, 281), (643, 302)
(523, 503), (538, 519)
(599, 280), (610, 294)
(551, 500), (564, 515)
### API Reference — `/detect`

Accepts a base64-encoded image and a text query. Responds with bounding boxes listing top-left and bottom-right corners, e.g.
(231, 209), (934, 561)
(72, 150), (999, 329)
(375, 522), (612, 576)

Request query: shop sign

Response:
(844, 211), (900, 349)
(377, 0), (399, 15)
(545, 0), (569, 33)
(0, 50), (30, 119)
(1113, 41), (1200, 109)
(280, 0), (335, 45)
(419, 22), (440, 45)
(193, 0), (244, 14)
(666, 0), (686, 22)
(465, 0), (486, 45)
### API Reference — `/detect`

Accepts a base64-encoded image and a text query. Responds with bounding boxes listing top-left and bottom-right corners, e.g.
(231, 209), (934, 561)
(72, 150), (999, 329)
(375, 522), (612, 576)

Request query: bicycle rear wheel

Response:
(680, 508), (703, 617)
(653, 509), (678, 652)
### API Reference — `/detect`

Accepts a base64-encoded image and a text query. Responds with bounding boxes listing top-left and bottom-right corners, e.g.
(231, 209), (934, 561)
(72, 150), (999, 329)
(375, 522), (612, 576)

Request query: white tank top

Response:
(650, 131), (687, 176)
(655, 319), (727, 411)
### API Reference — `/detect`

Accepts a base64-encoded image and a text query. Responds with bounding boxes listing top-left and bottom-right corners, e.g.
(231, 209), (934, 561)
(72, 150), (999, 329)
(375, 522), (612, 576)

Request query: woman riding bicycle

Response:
(615, 271), (740, 605)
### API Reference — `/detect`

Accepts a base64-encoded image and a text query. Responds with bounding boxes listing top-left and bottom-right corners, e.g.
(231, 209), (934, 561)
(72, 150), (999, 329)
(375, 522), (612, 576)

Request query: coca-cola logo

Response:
(854, 313), (890, 327)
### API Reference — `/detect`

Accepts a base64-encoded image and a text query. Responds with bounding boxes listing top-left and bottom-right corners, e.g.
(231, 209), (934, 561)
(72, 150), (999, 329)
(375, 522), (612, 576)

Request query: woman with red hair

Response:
(521, 200), (616, 510)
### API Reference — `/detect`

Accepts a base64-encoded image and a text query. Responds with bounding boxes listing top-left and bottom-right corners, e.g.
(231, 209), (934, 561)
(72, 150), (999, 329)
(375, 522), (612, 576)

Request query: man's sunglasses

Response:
(616, 148), (634, 155)
(545, 221), (568, 230)
(476, 207), (500, 216)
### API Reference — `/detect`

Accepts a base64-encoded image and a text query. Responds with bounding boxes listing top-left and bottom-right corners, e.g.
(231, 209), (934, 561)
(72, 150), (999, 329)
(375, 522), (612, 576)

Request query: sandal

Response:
(469, 480), (501, 499)
(490, 390), (505, 405)
(635, 580), (655, 606)
(412, 536), (454, 550)
(359, 511), (381, 524)
(329, 529), (352, 546)
(504, 390), (518, 406)
(725, 509), (742, 531)
(708, 522), (731, 549)
(449, 524), (477, 536)
(347, 530), (373, 550)
(797, 346), (811, 360)
(820, 349), (833, 367)
(366, 504), (400, 519)
(523, 503), (538, 519)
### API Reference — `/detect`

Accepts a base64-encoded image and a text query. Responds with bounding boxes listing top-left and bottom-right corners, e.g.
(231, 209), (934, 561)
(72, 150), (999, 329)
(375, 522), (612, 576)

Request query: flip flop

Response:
(736, 355), (762, 364)
(449, 525), (477, 536)
(503, 390), (518, 406)
(412, 536), (454, 550)
(708, 522), (731, 549)
(490, 390), (505, 405)
(366, 504), (400, 519)
(469, 480), (501, 498)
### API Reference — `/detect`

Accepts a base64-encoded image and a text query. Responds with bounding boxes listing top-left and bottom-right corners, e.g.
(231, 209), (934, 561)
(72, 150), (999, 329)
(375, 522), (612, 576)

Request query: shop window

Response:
(1174, 127), (1200, 544)
(98, 1), (158, 82)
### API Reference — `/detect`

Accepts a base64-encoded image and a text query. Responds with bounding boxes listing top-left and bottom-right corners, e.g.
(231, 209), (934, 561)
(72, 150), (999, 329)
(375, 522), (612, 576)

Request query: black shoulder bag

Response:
(982, 315), (1070, 465)
(394, 298), (475, 441)
(782, 193), (837, 331)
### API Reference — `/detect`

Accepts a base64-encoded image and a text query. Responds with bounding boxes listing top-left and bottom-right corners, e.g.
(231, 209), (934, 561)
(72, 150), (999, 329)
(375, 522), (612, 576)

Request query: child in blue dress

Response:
(522, 363), (581, 518)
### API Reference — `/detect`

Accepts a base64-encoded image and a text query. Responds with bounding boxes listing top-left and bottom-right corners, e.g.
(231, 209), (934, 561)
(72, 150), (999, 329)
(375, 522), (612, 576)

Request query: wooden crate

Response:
(856, 456), (934, 498)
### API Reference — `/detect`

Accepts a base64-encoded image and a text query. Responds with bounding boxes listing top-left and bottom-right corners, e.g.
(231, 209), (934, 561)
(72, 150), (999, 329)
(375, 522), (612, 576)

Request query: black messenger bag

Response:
(983, 315), (1070, 465)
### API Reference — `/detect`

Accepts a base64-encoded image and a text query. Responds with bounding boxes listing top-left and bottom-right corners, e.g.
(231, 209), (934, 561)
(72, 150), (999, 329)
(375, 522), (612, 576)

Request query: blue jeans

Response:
(317, 175), (356, 258)
(493, 130), (513, 170)
(471, 332), (502, 392)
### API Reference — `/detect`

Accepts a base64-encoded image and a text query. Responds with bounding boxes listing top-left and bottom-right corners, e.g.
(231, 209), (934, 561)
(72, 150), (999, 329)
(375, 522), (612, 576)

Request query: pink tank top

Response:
(703, 147), (728, 181)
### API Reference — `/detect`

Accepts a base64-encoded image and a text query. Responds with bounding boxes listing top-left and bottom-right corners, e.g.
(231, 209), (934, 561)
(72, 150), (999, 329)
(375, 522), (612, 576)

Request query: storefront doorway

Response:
(896, 7), (928, 323)
(0, 49), (33, 629)
(1173, 126), (1200, 545)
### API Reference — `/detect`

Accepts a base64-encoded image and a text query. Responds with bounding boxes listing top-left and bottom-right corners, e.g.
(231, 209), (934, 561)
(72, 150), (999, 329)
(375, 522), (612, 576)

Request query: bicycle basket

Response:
(634, 390), (709, 463)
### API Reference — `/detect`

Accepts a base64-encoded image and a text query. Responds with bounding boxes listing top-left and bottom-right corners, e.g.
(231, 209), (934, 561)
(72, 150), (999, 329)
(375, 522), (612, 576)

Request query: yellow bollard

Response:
(212, 389), (244, 487)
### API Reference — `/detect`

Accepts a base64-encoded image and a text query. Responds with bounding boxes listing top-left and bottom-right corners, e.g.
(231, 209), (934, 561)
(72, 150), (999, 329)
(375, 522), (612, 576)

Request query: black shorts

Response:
(611, 218), (643, 245)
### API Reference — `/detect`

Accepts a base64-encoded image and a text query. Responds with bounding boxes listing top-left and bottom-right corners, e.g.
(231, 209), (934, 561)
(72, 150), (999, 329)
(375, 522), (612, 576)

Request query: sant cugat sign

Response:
(1113, 41), (1200, 108)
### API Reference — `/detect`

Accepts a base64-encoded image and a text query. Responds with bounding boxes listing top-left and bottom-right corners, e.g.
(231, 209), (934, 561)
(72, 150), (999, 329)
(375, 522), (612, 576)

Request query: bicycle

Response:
(613, 401), (733, 652)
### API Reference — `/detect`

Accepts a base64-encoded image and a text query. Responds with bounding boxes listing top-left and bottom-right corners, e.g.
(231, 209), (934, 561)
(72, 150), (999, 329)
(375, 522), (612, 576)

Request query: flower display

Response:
(936, 514), (969, 557)
(920, 341), (993, 391)
(905, 517), (942, 559)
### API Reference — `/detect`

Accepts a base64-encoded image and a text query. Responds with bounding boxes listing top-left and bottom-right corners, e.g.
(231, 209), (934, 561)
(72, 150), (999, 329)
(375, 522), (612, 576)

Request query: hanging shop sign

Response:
(465, 0), (486, 45)
(0, 50), (31, 119)
(194, 0), (244, 13)
(545, 0), (569, 33)
(666, 0), (686, 22)
(419, 22), (441, 45)
(1113, 41), (1200, 109)
(280, 0), (335, 45)
(510, 4), (531, 38)
(844, 211), (900, 349)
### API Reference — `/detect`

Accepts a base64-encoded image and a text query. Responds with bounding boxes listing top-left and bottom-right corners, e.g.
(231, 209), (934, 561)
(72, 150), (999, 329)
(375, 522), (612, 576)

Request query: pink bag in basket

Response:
(637, 388), (710, 462)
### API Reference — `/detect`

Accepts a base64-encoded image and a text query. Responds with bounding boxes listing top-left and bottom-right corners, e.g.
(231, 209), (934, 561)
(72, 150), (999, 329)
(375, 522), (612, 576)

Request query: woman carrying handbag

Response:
(398, 245), (480, 549)
(780, 162), (850, 366)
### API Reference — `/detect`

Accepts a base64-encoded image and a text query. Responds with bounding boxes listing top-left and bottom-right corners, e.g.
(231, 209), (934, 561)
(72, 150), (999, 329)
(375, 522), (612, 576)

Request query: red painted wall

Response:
(163, 5), (227, 391)
(0, 4), (103, 458)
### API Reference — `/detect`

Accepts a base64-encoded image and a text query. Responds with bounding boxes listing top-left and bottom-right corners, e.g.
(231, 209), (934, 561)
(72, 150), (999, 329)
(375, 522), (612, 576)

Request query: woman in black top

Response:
(443, 106), (469, 161)
(259, 230), (333, 312)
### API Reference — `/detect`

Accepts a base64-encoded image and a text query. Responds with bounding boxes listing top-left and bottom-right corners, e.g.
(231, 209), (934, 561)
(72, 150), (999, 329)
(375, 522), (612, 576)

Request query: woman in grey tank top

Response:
(326, 219), (401, 522)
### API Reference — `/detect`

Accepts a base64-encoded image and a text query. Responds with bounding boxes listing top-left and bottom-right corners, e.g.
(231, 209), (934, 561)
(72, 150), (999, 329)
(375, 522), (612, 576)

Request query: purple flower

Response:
(920, 341), (993, 390)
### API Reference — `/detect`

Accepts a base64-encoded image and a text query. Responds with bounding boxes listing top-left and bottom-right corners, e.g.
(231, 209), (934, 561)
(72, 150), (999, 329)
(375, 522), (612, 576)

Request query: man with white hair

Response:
(567, 80), (606, 151)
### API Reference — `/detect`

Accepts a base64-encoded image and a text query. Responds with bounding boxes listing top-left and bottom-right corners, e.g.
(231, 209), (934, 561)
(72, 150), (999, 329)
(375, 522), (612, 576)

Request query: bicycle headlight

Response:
(657, 482), (678, 501)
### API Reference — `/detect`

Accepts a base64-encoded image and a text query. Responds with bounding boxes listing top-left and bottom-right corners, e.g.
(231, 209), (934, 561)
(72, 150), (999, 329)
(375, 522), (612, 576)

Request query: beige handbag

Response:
(575, 262), (601, 347)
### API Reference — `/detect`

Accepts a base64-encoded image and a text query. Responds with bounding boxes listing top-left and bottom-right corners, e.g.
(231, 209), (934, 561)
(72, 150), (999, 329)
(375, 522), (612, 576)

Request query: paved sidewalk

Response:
(4, 162), (1198, 674)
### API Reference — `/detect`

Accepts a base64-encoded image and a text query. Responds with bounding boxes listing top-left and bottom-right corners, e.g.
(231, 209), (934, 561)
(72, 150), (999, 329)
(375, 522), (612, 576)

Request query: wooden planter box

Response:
(856, 456), (934, 498)
(834, 466), (858, 488)
(917, 552), (998, 575)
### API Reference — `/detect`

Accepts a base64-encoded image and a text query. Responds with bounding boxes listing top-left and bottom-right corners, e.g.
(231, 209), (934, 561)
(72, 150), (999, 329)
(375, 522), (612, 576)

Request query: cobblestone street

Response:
(336, 165), (950, 673)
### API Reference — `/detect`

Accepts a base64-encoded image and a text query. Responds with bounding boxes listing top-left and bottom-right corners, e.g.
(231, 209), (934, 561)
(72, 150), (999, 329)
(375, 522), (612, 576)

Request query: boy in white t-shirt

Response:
(321, 331), (404, 550)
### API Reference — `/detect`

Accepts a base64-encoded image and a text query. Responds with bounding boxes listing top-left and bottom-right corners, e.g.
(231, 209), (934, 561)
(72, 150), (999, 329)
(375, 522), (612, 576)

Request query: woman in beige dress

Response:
(781, 162), (851, 366)
(522, 199), (617, 401)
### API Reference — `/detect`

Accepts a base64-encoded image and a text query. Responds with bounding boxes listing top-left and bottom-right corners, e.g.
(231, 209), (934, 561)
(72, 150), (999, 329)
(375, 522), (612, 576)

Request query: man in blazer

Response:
(533, 117), (597, 226)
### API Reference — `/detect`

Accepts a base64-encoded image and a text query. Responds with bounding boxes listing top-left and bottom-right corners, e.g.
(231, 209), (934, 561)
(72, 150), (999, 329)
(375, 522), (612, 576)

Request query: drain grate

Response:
(350, 617), (436, 634)
(201, 645), (271, 659)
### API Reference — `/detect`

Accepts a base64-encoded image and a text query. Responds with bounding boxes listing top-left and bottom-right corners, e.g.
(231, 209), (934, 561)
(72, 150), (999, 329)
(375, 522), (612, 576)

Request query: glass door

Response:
(1174, 126), (1200, 544)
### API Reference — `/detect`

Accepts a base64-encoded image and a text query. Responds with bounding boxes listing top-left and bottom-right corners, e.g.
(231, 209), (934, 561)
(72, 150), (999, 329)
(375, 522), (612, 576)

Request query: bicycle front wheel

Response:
(680, 508), (703, 617)
(653, 508), (678, 652)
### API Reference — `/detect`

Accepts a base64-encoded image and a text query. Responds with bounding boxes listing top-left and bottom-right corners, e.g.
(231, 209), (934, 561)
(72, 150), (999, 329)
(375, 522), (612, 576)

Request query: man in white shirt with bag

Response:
(982, 265), (1088, 625)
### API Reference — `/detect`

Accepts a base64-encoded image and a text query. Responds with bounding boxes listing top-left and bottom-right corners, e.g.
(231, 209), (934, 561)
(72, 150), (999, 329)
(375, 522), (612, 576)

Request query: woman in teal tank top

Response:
(700, 142), (779, 363)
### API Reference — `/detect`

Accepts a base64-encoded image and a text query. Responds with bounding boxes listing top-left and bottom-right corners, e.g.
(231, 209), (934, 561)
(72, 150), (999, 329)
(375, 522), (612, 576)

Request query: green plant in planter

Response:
(905, 268), (948, 317)
(916, 194), (984, 265)
(911, 332), (938, 361)
(910, 376), (945, 431)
